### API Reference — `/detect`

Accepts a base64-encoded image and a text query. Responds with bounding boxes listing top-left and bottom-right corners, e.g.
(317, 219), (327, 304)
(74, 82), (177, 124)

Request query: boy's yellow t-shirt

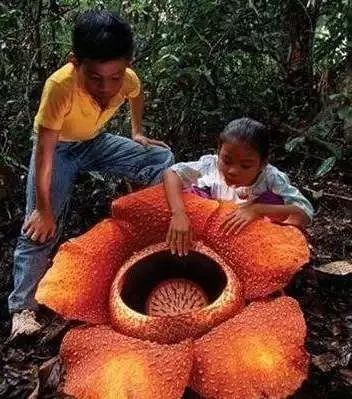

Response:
(33, 63), (141, 142)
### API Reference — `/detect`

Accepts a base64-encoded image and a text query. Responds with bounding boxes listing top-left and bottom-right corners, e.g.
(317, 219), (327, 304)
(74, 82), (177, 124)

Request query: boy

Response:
(9, 9), (174, 338)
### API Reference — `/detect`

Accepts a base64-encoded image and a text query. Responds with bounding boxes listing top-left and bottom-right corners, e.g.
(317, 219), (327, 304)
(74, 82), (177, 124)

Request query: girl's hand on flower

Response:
(166, 210), (192, 256)
(222, 203), (261, 235)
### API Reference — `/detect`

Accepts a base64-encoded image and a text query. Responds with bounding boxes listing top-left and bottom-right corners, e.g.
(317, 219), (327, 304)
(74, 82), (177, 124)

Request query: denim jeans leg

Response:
(78, 133), (174, 185)
(8, 143), (77, 313)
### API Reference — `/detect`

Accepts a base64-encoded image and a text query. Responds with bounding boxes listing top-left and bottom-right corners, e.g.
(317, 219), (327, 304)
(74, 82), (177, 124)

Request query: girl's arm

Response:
(252, 203), (310, 227)
(164, 155), (217, 252)
(222, 167), (313, 234)
(265, 168), (313, 227)
(163, 169), (192, 256)
(222, 202), (309, 235)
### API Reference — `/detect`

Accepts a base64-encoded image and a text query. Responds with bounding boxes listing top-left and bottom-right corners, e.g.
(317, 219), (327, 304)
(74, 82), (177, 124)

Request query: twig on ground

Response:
(303, 186), (352, 205)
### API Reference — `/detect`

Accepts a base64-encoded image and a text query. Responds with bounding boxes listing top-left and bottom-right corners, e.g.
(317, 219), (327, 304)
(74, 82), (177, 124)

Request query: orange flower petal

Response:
(205, 201), (310, 299)
(113, 188), (309, 298)
(36, 219), (133, 324)
(61, 325), (193, 399)
(111, 184), (219, 247)
(191, 297), (309, 399)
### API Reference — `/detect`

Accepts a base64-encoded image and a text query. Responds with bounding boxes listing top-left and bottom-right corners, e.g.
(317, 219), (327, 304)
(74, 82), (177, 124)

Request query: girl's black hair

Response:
(219, 117), (270, 160)
(73, 10), (134, 62)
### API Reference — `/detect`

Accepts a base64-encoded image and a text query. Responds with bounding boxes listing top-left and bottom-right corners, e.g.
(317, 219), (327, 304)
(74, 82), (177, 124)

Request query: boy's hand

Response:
(133, 134), (170, 149)
(222, 203), (261, 235)
(166, 210), (192, 256)
(22, 209), (56, 243)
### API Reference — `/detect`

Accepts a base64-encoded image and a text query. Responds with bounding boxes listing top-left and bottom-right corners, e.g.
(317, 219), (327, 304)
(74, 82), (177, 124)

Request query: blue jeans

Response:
(8, 133), (174, 313)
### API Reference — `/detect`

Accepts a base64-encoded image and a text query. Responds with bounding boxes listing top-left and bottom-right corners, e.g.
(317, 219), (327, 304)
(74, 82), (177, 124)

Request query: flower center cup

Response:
(110, 242), (244, 344)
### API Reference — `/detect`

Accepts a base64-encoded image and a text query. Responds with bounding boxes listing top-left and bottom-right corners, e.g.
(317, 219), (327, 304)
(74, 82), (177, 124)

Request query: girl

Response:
(164, 117), (313, 256)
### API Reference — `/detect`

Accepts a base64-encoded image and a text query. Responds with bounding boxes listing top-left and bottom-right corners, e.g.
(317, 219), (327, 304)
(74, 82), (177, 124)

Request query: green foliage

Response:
(315, 156), (336, 178)
(0, 0), (351, 180)
(314, 0), (352, 69)
(121, 0), (284, 149)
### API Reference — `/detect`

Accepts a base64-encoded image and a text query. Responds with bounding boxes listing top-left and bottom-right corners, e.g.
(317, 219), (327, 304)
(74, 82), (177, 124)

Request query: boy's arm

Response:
(129, 90), (144, 140)
(35, 127), (59, 213)
(128, 91), (170, 149)
(163, 169), (192, 256)
(23, 127), (58, 243)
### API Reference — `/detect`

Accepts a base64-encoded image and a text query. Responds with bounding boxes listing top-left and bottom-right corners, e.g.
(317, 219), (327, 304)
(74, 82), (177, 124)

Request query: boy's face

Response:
(76, 58), (129, 105)
(218, 140), (264, 187)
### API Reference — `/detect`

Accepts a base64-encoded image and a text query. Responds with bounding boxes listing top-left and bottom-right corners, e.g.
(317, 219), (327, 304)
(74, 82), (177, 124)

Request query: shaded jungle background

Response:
(0, 0), (351, 398)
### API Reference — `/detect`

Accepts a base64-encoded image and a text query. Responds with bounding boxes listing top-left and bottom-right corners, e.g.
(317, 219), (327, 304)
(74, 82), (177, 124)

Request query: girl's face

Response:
(218, 140), (265, 187)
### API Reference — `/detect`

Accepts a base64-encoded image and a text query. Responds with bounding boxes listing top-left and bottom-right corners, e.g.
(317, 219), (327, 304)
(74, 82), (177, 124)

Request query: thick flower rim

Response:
(109, 241), (244, 344)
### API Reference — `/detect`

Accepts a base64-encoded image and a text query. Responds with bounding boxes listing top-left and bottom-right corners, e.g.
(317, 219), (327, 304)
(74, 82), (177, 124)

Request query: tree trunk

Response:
(280, 0), (322, 119)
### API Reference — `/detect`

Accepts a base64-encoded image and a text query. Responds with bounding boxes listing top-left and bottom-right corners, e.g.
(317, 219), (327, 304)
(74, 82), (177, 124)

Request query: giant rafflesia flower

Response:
(36, 185), (310, 399)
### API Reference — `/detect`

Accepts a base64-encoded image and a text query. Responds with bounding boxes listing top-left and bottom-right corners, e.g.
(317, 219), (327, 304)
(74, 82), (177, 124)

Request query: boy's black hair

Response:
(219, 117), (270, 160)
(73, 10), (134, 62)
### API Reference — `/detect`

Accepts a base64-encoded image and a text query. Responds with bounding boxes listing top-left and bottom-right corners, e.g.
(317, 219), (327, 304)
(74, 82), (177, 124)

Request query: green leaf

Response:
(203, 70), (215, 86)
(309, 121), (331, 139)
(315, 157), (336, 178)
(337, 106), (352, 123)
(156, 54), (180, 64)
(285, 137), (305, 152)
(329, 93), (347, 101)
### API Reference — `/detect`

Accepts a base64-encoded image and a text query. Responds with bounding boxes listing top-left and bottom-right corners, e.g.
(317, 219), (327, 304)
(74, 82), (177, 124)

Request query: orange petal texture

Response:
(203, 201), (310, 299)
(113, 186), (309, 298)
(36, 219), (135, 324)
(191, 296), (309, 399)
(36, 185), (309, 323)
(112, 184), (219, 247)
(61, 325), (193, 399)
